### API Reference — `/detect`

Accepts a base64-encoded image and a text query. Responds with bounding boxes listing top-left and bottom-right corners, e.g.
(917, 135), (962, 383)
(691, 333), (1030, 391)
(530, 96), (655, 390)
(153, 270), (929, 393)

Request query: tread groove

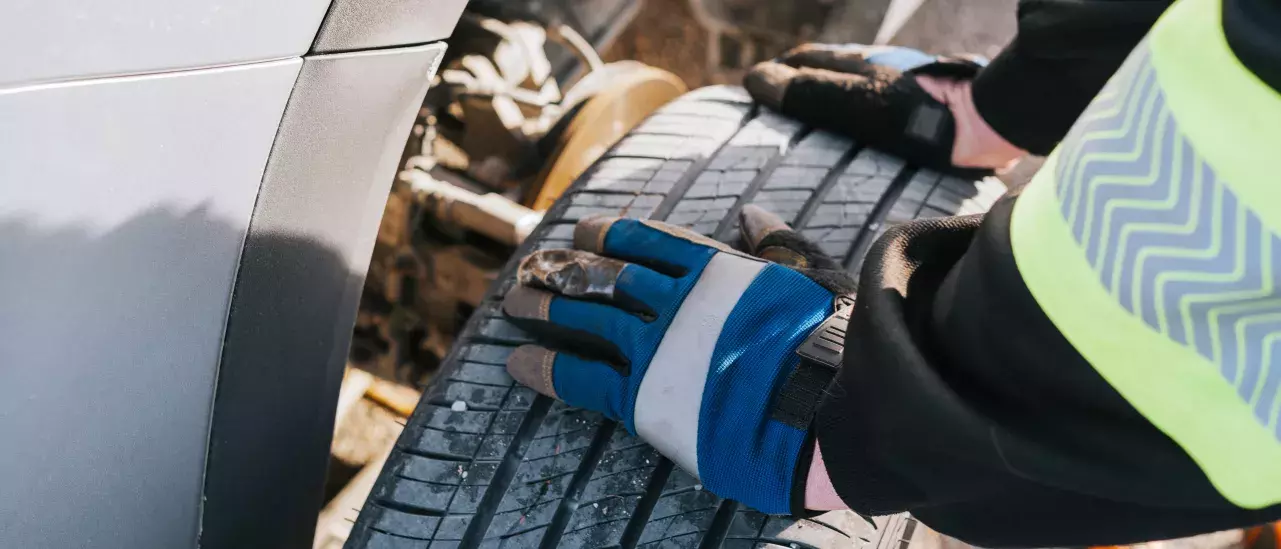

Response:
(600, 153), (694, 161)
(696, 500), (740, 549)
(458, 394), (554, 548)
(427, 398), (501, 412)
(649, 109), (758, 222)
(793, 143), (863, 228)
(703, 98), (757, 107)
(842, 166), (917, 271)
(402, 379), (517, 542)
(373, 499), (446, 518)
(396, 445), (473, 462)
(912, 176), (947, 219)
(618, 458), (676, 549)
(499, 521), (549, 540)
(712, 127), (813, 242)
(564, 189), (669, 198)
(442, 379), (513, 389)
(462, 336), (529, 347)
(538, 422), (619, 549)
(370, 526), (433, 542)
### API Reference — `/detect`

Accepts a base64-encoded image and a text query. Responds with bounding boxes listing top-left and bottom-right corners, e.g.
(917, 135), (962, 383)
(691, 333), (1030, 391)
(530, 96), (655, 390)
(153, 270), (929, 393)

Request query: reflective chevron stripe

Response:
(1011, 0), (1281, 509)
(1055, 43), (1281, 431)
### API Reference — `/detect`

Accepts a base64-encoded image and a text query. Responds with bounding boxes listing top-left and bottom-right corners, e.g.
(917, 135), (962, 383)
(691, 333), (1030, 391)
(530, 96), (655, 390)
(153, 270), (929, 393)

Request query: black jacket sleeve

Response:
(815, 196), (1281, 547)
(813, 1), (1281, 545)
(970, 0), (1173, 155)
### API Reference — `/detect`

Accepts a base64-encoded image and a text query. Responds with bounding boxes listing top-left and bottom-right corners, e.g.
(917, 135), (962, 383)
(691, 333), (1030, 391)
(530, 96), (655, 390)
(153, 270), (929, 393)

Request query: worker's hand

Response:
(744, 44), (1025, 178)
(502, 205), (853, 514)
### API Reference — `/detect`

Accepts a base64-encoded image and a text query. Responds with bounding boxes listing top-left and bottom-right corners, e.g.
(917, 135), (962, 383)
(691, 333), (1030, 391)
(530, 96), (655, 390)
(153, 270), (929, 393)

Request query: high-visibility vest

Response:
(1010, 0), (1281, 509)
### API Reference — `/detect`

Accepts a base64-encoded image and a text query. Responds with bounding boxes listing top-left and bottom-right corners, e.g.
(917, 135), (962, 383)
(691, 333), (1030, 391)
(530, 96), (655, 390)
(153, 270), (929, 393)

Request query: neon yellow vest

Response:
(1010, 0), (1281, 509)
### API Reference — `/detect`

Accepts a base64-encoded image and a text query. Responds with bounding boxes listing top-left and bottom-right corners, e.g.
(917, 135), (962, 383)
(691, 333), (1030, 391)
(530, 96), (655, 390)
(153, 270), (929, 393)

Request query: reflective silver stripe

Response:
(1055, 42), (1281, 434)
(633, 252), (766, 477)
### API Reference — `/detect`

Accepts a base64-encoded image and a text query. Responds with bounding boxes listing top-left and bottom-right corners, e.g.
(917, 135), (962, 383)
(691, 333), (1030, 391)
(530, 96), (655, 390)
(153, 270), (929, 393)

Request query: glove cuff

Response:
(772, 295), (853, 429)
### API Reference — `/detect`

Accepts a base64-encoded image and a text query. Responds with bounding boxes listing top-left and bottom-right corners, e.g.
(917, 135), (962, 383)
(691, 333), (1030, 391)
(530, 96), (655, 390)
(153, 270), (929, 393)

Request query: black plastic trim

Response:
(198, 43), (446, 549)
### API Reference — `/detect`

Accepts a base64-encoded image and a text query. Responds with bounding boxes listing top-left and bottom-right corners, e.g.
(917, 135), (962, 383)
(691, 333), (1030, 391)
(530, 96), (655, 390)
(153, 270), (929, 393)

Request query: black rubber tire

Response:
(346, 86), (1006, 549)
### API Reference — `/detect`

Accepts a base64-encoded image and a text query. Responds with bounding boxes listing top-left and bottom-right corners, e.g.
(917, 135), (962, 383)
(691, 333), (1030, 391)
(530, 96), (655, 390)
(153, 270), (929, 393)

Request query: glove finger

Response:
(778, 43), (955, 75)
(739, 203), (795, 256)
(743, 60), (799, 111)
(746, 62), (879, 127)
(738, 205), (857, 295)
(517, 248), (679, 318)
(573, 216), (745, 276)
(775, 43), (882, 75)
(507, 345), (628, 420)
(502, 285), (641, 371)
(740, 204), (842, 271)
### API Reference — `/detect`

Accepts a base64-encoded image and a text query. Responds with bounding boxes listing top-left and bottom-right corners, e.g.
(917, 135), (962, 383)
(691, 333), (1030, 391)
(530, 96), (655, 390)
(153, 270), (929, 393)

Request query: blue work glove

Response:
(744, 43), (991, 179)
(502, 205), (854, 514)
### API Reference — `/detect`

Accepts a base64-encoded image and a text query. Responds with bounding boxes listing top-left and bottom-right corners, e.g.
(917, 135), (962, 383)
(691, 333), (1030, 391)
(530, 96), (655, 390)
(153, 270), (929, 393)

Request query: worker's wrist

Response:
(915, 75), (1026, 171)
(804, 440), (848, 511)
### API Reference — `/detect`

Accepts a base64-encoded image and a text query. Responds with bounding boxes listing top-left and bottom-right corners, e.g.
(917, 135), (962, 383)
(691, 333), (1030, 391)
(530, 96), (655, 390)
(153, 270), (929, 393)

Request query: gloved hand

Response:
(502, 205), (854, 514)
(744, 44), (1022, 178)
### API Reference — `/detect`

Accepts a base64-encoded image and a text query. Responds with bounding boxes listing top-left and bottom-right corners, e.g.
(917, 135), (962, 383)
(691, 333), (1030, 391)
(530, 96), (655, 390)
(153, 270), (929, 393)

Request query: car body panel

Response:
(0, 0), (464, 545)
(0, 0), (331, 87)
(0, 59), (302, 549)
(201, 43), (445, 549)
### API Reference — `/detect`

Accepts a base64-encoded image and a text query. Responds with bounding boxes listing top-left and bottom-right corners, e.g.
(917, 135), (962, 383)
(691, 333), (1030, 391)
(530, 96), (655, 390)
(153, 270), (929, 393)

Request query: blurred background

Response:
(604, 0), (1017, 89)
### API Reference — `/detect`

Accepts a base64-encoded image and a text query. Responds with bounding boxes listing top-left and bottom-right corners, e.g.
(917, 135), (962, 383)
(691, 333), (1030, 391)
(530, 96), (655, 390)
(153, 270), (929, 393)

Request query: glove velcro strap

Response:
(772, 295), (854, 429)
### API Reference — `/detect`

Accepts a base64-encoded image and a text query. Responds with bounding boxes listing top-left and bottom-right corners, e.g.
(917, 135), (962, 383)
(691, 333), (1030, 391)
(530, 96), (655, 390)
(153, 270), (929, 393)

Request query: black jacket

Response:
(816, 0), (1281, 545)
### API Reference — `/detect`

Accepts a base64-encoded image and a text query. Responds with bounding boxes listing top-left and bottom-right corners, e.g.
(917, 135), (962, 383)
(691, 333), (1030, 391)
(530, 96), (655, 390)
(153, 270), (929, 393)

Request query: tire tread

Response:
(346, 88), (1006, 549)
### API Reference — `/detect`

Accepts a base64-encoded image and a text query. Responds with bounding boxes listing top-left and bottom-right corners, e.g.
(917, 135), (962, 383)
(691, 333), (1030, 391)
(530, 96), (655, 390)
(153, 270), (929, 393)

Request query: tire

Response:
(347, 86), (1006, 549)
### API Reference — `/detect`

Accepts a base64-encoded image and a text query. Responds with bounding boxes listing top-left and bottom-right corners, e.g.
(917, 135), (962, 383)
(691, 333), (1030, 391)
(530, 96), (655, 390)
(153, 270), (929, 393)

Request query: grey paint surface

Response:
(0, 60), (301, 548)
(199, 43), (444, 549)
(0, 0), (330, 87)
(312, 0), (468, 52)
